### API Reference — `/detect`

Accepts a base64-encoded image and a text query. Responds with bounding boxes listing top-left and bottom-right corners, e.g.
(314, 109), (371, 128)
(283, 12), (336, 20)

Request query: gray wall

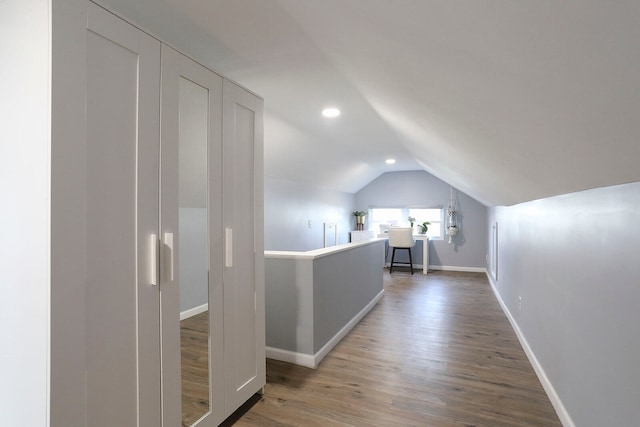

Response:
(356, 171), (488, 268)
(313, 242), (384, 353)
(265, 177), (355, 251)
(488, 181), (640, 427)
(265, 258), (314, 354)
(179, 208), (208, 312)
(265, 240), (384, 357)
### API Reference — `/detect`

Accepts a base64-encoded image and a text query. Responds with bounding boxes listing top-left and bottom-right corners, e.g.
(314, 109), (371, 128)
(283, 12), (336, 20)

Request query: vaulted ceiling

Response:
(97, 0), (640, 206)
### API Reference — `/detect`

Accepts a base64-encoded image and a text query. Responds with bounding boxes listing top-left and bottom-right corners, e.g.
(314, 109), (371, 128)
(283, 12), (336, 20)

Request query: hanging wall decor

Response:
(447, 187), (459, 243)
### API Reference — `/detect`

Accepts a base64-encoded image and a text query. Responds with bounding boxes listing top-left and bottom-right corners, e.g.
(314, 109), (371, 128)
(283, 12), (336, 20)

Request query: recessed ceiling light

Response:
(385, 158), (396, 164)
(322, 107), (340, 118)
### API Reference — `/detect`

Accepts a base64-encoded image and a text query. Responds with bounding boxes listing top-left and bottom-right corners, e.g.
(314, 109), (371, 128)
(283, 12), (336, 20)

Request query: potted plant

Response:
(407, 216), (416, 228)
(420, 221), (431, 234)
(353, 211), (366, 230)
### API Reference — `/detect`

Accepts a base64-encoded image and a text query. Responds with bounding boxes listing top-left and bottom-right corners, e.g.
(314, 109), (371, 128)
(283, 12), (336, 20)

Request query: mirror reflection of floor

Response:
(181, 311), (210, 427)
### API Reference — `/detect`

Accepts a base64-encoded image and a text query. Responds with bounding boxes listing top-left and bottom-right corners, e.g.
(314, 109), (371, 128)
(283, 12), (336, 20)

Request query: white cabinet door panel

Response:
(86, 4), (161, 427)
(223, 80), (266, 412)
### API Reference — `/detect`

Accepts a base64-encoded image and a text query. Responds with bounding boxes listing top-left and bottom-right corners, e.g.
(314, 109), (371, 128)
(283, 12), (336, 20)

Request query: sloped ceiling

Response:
(97, 0), (640, 206)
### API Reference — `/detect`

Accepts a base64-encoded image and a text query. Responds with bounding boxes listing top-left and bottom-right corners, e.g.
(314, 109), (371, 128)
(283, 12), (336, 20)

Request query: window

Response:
(369, 207), (443, 239)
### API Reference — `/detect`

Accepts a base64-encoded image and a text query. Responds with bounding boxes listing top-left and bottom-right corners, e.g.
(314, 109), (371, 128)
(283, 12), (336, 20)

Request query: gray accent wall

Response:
(179, 208), (208, 312)
(265, 240), (384, 356)
(265, 240), (384, 357)
(265, 258), (314, 354)
(356, 171), (488, 268)
(488, 181), (640, 427)
(312, 242), (384, 353)
(265, 177), (355, 251)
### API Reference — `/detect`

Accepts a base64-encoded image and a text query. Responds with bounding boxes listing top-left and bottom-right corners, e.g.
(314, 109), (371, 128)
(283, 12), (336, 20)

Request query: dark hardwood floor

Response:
(229, 270), (562, 426)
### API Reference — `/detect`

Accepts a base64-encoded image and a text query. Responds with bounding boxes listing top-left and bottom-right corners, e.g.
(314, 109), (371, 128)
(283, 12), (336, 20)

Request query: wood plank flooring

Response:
(227, 270), (562, 426)
(181, 311), (210, 427)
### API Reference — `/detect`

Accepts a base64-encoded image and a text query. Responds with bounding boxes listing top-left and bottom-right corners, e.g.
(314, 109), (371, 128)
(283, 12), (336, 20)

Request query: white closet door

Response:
(160, 45), (224, 427)
(86, 4), (161, 427)
(222, 80), (266, 412)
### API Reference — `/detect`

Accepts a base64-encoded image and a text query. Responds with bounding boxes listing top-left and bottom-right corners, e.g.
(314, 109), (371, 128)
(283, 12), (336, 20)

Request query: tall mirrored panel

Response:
(178, 77), (210, 426)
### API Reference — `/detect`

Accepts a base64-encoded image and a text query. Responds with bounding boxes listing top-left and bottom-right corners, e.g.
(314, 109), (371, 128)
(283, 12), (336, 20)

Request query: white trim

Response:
(383, 264), (486, 274)
(486, 273), (575, 427)
(265, 347), (316, 369)
(265, 238), (385, 260)
(313, 289), (384, 367)
(266, 289), (385, 369)
(180, 303), (208, 321)
(429, 265), (487, 273)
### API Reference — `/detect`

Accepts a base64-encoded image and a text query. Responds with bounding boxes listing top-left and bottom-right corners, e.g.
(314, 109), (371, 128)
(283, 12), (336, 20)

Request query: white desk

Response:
(378, 234), (429, 275)
(350, 230), (375, 242)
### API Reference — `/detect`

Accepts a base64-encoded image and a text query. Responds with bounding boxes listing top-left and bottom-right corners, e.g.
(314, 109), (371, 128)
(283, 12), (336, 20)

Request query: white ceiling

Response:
(97, 0), (640, 206)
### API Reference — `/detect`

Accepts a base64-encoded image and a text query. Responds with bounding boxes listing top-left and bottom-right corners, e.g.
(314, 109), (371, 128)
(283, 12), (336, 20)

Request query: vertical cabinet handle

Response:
(149, 233), (158, 286)
(164, 232), (175, 282)
(225, 227), (233, 268)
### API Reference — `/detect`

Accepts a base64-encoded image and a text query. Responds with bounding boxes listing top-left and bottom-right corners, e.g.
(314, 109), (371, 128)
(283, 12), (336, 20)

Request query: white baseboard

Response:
(486, 273), (575, 427)
(265, 347), (316, 369)
(384, 262), (424, 269)
(429, 265), (487, 273)
(384, 263), (486, 273)
(313, 289), (384, 367)
(266, 289), (385, 369)
(180, 303), (208, 321)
